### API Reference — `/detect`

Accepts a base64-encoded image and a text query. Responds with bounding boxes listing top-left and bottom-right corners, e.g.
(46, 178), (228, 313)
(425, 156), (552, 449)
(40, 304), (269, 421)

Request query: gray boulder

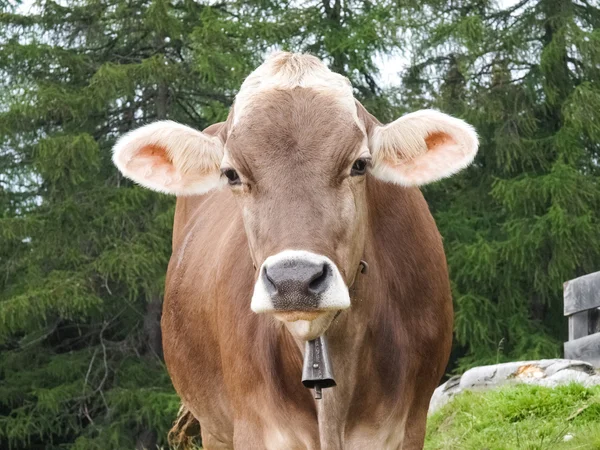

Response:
(429, 359), (600, 414)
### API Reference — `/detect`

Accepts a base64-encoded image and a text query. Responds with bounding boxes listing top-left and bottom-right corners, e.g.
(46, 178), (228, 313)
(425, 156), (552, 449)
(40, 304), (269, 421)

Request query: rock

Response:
(429, 359), (597, 414)
(538, 369), (591, 388)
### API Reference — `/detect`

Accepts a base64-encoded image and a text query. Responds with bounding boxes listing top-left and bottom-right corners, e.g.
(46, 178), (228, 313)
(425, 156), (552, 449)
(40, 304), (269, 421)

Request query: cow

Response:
(112, 52), (478, 449)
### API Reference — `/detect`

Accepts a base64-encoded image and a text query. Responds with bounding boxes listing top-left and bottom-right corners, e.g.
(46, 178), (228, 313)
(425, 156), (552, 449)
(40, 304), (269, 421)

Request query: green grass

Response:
(424, 383), (600, 450)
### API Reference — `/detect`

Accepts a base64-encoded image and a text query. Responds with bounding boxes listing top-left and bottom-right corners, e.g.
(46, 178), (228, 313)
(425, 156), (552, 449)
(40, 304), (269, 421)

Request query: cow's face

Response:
(224, 89), (370, 339)
(112, 53), (478, 341)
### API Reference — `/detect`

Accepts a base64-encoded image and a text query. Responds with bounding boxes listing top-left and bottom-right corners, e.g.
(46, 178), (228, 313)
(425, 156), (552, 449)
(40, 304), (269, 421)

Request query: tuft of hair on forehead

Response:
(233, 52), (357, 124)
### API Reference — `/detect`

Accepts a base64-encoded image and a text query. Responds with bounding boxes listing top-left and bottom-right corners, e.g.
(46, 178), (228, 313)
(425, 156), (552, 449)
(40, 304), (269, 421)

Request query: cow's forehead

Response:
(233, 53), (359, 127)
(226, 88), (367, 174)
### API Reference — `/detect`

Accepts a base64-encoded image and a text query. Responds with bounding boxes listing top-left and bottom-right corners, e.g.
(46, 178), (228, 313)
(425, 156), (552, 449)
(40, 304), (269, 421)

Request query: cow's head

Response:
(113, 53), (478, 340)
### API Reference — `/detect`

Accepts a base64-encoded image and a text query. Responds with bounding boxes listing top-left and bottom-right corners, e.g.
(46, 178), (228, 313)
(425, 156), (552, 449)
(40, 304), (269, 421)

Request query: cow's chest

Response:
(215, 387), (408, 450)
(258, 413), (408, 450)
(187, 383), (408, 449)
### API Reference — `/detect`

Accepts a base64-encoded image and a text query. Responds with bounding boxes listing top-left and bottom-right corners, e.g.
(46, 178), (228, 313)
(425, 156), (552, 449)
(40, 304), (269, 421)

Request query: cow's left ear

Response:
(368, 109), (478, 186)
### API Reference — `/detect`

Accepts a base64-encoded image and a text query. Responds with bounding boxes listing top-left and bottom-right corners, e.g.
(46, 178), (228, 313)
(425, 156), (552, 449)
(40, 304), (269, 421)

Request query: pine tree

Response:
(0, 1), (258, 448)
(402, 0), (600, 370)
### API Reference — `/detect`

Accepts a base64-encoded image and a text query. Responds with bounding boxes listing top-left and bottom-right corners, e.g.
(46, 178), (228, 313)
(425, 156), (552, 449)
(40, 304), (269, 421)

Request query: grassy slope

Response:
(424, 384), (600, 450)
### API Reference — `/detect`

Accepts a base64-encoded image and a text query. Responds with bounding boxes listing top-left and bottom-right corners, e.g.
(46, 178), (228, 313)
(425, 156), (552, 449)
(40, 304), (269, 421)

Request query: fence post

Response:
(563, 271), (600, 368)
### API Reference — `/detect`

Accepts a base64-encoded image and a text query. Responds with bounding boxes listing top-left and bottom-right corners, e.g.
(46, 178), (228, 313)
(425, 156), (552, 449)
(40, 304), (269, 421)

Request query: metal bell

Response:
(302, 335), (336, 399)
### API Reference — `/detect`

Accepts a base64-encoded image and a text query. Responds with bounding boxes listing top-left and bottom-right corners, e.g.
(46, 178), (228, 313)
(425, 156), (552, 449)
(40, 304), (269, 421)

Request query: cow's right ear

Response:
(112, 121), (224, 196)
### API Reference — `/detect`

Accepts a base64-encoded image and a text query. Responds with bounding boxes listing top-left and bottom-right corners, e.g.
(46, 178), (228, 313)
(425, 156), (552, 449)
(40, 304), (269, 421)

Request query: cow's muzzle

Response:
(251, 250), (351, 319)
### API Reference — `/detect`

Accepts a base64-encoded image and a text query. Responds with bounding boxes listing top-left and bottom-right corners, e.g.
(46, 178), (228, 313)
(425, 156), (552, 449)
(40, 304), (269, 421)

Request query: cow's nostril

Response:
(308, 263), (329, 295)
(263, 269), (278, 295)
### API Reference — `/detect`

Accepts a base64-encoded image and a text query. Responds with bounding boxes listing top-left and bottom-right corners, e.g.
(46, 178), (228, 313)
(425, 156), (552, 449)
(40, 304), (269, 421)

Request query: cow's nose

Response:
(251, 250), (350, 315)
(262, 258), (331, 306)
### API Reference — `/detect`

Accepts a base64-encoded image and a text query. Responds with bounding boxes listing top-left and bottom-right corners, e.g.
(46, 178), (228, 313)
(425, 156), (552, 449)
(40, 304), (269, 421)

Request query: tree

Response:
(401, 0), (600, 370)
(0, 0), (260, 448)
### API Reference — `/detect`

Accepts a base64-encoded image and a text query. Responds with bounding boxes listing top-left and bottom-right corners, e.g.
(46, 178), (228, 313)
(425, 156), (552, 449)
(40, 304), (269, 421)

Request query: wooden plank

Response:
(563, 271), (600, 315)
(569, 311), (589, 340)
(564, 333), (600, 368)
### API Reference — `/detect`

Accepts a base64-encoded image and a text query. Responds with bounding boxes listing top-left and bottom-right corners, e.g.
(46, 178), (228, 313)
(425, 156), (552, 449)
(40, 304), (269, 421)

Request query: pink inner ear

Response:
(136, 144), (171, 165)
(385, 132), (457, 168)
(127, 144), (175, 173)
(424, 132), (456, 151)
(381, 131), (465, 185)
(126, 144), (178, 186)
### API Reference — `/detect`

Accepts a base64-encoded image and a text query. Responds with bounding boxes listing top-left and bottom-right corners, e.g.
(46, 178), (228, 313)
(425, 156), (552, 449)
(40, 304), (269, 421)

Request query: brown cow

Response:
(112, 53), (478, 449)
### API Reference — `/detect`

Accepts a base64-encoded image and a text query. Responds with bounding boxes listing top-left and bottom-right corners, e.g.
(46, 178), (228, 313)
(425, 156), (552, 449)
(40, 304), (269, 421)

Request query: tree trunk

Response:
(143, 293), (164, 359)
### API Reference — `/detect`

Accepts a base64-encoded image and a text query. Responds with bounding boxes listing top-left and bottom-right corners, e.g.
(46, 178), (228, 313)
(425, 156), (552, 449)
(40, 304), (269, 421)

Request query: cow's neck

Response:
(320, 312), (370, 449)
(289, 268), (374, 449)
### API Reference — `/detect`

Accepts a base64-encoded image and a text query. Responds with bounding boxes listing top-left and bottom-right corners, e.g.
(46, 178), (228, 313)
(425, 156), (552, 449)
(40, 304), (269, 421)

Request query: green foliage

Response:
(0, 0), (248, 447)
(425, 383), (600, 449)
(404, 0), (600, 370)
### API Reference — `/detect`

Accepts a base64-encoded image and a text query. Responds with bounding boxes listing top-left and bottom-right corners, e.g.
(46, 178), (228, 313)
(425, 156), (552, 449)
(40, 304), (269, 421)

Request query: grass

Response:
(424, 383), (600, 450)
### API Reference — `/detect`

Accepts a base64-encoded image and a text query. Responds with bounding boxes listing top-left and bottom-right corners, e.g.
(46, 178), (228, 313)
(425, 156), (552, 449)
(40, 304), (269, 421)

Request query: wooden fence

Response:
(564, 271), (600, 367)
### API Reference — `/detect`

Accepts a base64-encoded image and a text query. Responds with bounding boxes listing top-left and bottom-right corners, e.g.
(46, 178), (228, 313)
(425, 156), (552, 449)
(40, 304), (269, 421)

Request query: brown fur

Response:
(162, 88), (453, 449)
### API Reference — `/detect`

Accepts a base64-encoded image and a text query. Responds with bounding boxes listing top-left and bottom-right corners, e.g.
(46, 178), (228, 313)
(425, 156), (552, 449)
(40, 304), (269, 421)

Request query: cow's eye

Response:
(222, 168), (241, 186)
(351, 158), (370, 176)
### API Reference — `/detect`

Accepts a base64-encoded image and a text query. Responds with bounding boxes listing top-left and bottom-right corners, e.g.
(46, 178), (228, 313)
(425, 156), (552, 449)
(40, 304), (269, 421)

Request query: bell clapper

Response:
(314, 384), (323, 399)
